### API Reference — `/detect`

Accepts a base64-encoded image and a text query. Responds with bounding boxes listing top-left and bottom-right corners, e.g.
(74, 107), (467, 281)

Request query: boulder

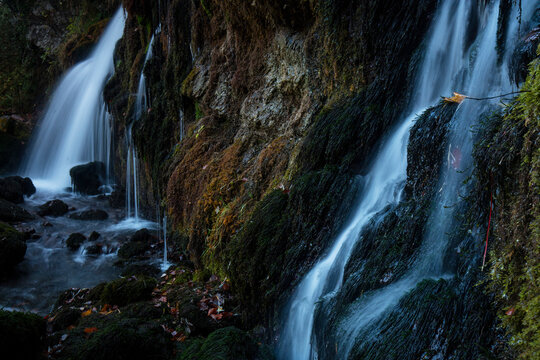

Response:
(86, 244), (102, 255)
(37, 199), (69, 217)
(0, 199), (34, 222)
(0, 222), (26, 274)
(117, 229), (158, 260)
(69, 161), (106, 195)
(0, 176), (36, 203)
(68, 209), (108, 221)
(100, 276), (157, 306)
(66, 233), (86, 251)
(88, 231), (101, 242)
(130, 228), (157, 243)
(108, 188), (125, 208)
(118, 241), (149, 259)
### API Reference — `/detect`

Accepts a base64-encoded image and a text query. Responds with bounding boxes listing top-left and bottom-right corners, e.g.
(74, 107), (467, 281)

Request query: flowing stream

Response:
(278, 1), (537, 359)
(21, 8), (126, 190)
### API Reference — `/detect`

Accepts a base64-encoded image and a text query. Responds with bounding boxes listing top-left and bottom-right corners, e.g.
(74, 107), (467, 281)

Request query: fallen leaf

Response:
(222, 312), (234, 319)
(81, 309), (92, 317)
(506, 308), (515, 316)
(84, 327), (98, 334)
(443, 92), (467, 104)
(208, 307), (217, 316)
(210, 313), (223, 321)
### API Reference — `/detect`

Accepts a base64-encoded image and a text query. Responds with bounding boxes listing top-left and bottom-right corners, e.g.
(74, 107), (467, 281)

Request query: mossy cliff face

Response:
(104, 0), (438, 329)
(475, 50), (540, 359)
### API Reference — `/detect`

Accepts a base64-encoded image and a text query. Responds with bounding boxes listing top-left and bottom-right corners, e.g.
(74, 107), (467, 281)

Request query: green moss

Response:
(476, 52), (540, 358)
(0, 4), (48, 113)
(200, 0), (212, 17)
(178, 327), (268, 360)
(195, 103), (204, 121)
(59, 318), (172, 360)
(100, 276), (157, 306)
(0, 310), (46, 360)
(0, 221), (26, 273)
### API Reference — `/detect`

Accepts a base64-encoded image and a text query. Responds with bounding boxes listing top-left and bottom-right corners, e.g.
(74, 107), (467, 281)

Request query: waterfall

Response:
(21, 8), (126, 189)
(125, 125), (139, 220)
(179, 109), (185, 142)
(277, 1), (536, 359)
(126, 25), (160, 220)
(134, 26), (159, 121)
(161, 215), (170, 271)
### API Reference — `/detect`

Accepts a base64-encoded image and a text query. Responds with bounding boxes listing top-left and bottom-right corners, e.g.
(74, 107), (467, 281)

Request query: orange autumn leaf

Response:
(208, 307), (217, 316)
(506, 308), (516, 316)
(443, 92), (468, 104)
(84, 327), (98, 334)
(81, 309), (92, 317)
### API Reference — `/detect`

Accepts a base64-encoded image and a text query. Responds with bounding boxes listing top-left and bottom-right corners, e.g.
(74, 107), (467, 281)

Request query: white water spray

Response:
(22, 9), (126, 189)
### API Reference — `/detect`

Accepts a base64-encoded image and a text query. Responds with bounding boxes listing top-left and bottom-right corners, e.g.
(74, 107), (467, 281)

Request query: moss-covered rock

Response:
(178, 327), (272, 360)
(0, 310), (46, 360)
(0, 221), (26, 274)
(100, 276), (157, 306)
(57, 318), (172, 360)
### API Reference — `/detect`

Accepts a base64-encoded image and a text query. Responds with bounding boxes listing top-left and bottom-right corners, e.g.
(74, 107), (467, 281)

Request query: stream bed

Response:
(0, 184), (159, 314)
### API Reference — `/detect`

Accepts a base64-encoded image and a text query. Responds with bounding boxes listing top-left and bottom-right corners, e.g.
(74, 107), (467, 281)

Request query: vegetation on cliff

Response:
(476, 47), (540, 359)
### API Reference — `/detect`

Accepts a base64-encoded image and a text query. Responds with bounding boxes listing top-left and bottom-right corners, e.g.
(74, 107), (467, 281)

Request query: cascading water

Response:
(161, 215), (170, 271)
(125, 125), (139, 220)
(125, 25), (160, 221)
(22, 8), (126, 189)
(278, 1), (537, 359)
(134, 27), (159, 121)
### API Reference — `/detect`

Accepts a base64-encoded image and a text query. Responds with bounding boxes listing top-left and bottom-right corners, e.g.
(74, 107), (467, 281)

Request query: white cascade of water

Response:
(22, 9), (126, 189)
(126, 25), (161, 220)
(278, 1), (536, 359)
(179, 109), (184, 142)
(134, 26), (160, 120)
(125, 125), (140, 220)
(161, 215), (170, 271)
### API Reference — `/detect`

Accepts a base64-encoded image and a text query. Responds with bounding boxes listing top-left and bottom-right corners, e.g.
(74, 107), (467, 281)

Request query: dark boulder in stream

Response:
(0, 222), (26, 274)
(117, 229), (158, 260)
(66, 233), (86, 251)
(0, 198), (34, 222)
(69, 162), (106, 195)
(0, 176), (36, 204)
(68, 209), (108, 221)
(37, 199), (69, 217)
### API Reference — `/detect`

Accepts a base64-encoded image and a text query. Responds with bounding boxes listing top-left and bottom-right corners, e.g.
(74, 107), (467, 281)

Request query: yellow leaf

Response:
(81, 309), (92, 317)
(443, 92), (468, 104)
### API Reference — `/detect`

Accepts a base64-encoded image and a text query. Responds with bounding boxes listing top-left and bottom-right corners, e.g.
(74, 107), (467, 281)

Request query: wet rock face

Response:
(0, 222), (26, 274)
(37, 199), (69, 217)
(68, 209), (108, 221)
(0, 176), (36, 204)
(69, 162), (106, 195)
(0, 198), (34, 222)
